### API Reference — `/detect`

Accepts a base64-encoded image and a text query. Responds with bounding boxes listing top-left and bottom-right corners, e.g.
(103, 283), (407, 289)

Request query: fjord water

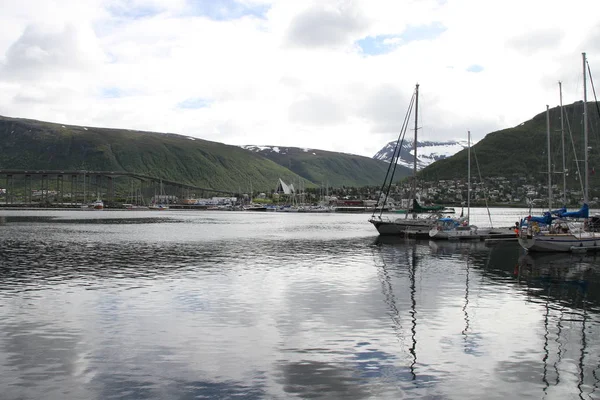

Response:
(1, 208), (599, 399)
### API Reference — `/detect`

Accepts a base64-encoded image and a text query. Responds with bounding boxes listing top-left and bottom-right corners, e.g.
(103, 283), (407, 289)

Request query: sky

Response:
(1, 0), (599, 157)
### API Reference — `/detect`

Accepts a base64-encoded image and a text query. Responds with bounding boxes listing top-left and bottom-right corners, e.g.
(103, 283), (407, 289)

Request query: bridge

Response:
(0, 169), (237, 206)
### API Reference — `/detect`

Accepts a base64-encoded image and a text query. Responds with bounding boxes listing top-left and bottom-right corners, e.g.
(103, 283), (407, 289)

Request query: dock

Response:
(484, 237), (519, 244)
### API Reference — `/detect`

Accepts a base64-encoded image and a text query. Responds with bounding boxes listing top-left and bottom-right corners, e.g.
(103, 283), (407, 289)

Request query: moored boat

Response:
(87, 199), (104, 210)
(368, 83), (449, 237)
(519, 53), (600, 252)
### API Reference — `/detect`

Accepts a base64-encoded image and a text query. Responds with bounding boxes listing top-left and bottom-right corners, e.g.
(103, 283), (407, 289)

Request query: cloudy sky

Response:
(1, 0), (599, 157)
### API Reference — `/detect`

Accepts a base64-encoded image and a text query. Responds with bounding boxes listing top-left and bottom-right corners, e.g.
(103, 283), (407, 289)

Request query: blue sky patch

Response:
(187, 0), (270, 20)
(357, 22), (447, 56)
(178, 97), (212, 109)
(100, 87), (123, 98)
(400, 21), (447, 43)
(466, 64), (484, 73)
(106, 2), (162, 19)
(356, 35), (402, 56)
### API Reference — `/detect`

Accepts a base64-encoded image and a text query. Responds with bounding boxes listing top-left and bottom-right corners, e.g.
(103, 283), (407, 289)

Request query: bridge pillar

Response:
(41, 174), (48, 205)
(57, 174), (63, 205)
(108, 176), (114, 203)
(25, 175), (32, 204)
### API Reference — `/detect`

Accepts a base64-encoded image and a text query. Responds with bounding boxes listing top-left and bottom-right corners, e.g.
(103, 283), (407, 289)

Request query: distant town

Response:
(0, 174), (596, 210)
(324, 175), (597, 209)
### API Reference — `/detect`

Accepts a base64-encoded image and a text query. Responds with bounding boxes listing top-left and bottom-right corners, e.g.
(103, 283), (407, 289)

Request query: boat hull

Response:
(369, 217), (435, 239)
(430, 226), (516, 241)
(519, 233), (600, 252)
(429, 226), (479, 240)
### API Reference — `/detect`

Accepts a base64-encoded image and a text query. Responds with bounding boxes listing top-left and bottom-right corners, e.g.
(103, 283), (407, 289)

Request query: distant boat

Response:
(88, 199), (104, 210)
(149, 179), (169, 211)
(148, 203), (169, 211)
(244, 204), (268, 211)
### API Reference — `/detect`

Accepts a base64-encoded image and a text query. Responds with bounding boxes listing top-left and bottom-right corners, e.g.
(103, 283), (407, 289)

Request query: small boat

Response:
(244, 205), (268, 211)
(85, 199), (104, 210)
(429, 131), (479, 240)
(148, 204), (169, 211)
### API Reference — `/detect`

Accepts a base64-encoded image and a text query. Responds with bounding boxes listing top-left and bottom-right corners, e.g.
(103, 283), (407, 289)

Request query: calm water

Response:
(1, 208), (599, 400)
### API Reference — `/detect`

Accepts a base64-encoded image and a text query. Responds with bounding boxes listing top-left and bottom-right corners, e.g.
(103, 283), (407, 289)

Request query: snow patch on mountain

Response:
(241, 145), (315, 156)
(373, 139), (470, 170)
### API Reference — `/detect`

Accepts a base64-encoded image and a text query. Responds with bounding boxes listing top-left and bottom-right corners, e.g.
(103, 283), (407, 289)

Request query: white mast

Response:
(546, 105), (552, 211)
(411, 83), (419, 216)
(467, 130), (471, 223)
(583, 52), (589, 205)
(559, 81), (567, 206)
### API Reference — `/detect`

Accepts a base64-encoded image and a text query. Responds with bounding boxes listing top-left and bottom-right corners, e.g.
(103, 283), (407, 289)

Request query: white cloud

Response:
(0, 0), (599, 157)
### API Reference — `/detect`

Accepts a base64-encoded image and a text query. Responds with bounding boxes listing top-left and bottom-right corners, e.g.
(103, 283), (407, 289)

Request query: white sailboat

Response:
(519, 52), (600, 252)
(429, 131), (478, 239)
(369, 84), (444, 238)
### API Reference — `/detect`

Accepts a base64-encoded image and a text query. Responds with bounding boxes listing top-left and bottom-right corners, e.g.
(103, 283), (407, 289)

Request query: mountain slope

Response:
(0, 116), (306, 192)
(373, 139), (469, 170)
(242, 145), (411, 187)
(0, 115), (398, 191)
(418, 101), (600, 191)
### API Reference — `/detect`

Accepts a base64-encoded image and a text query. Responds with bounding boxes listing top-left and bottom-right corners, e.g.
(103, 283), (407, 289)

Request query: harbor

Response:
(1, 209), (599, 399)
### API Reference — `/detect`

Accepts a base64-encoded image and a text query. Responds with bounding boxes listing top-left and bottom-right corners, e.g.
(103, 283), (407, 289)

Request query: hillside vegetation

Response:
(0, 116), (396, 192)
(244, 146), (411, 187)
(419, 101), (600, 191)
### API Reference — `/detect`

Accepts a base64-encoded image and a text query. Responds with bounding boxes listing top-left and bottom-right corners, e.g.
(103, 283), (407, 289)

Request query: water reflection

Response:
(517, 253), (599, 399)
(374, 238), (600, 398)
(2, 213), (600, 399)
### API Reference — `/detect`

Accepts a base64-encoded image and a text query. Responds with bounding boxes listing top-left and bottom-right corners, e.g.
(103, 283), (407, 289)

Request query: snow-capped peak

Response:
(373, 139), (470, 170)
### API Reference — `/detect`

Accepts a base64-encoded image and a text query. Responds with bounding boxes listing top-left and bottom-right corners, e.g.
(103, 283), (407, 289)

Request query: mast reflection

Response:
(373, 238), (420, 382)
(409, 243), (417, 381)
(517, 252), (596, 398)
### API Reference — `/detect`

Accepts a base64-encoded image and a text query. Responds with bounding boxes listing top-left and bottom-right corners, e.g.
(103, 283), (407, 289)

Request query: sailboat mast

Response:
(412, 84), (419, 205)
(546, 105), (552, 211)
(583, 52), (589, 205)
(559, 81), (567, 206)
(467, 131), (471, 223)
(467, 131), (471, 222)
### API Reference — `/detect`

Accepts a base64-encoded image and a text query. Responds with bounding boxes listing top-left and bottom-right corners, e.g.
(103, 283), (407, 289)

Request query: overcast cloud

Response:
(0, 0), (598, 157)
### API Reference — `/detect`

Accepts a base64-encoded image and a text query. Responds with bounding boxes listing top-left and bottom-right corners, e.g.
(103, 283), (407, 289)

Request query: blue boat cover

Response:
(550, 206), (567, 216)
(558, 203), (589, 219)
(526, 212), (553, 226)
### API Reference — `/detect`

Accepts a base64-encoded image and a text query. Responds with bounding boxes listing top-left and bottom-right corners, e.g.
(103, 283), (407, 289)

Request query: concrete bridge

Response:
(0, 169), (236, 206)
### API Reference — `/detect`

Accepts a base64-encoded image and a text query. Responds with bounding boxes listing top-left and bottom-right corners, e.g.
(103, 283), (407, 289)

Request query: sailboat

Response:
(369, 84), (447, 238)
(429, 131), (477, 239)
(149, 179), (170, 210)
(519, 52), (600, 252)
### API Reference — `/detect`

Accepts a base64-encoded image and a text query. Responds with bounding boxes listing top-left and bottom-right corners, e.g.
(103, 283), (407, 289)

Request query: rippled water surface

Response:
(1, 208), (600, 399)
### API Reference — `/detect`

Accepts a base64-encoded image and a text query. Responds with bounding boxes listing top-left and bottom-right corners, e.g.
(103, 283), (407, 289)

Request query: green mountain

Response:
(419, 101), (600, 192)
(0, 115), (398, 192)
(243, 145), (411, 188)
